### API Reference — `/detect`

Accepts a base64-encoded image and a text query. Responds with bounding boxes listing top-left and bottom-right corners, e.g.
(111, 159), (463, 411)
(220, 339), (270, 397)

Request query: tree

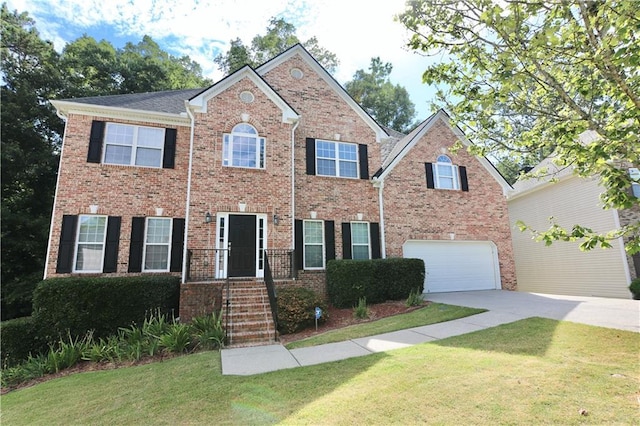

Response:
(1, 4), (64, 319)
(214, 17), (339, 75)
(398, 0), (639, 253)
(344, 57), (417, 133)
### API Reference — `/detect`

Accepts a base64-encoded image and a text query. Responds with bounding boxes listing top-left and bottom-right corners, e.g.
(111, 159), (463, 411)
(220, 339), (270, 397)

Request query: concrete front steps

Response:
(223, 279), (277, 347)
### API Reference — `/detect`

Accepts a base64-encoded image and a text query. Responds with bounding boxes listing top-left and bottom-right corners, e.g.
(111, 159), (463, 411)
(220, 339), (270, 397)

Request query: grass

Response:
(285, 302), (485, 349)
(3, 318), (638, 425)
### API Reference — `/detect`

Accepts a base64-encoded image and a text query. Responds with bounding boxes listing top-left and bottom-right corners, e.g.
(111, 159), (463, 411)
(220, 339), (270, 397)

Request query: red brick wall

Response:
(381, 119), (517, 290)
(46, 114), (190, 277)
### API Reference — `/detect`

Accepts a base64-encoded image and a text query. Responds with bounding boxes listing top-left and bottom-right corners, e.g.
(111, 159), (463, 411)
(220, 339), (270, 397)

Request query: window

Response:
(434, 155), (459, 189)
(351, 222), (370, 260)
(304, 220), (324, 269)
(316, 140), (358, 178)
(103, 123), (165, 167)
(74, 215), (107, 272)
(143, 218), (172, 271)
(223, 123), (265, 169)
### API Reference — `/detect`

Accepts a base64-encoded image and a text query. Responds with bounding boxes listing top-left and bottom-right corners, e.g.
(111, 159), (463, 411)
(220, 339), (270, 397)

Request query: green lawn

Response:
(3, 318), (638, 425)
(285, 302), (485, 349)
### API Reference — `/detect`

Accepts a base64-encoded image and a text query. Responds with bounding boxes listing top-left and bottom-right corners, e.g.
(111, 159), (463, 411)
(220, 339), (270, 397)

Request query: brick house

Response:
(47, 44), (516, 344)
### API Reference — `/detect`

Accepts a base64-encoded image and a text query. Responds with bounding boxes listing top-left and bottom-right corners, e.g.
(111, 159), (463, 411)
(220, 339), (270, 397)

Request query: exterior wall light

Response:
(205, 212), (212, 223)
(273, 214), (280, 225)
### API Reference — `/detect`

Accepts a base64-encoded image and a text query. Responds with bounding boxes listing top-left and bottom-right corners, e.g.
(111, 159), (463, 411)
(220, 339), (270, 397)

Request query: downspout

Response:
(290, 118), (300, 250)
(373, 177), (386, 258)
(43, 109), (69, 279)
(181, 103), (196, 283)
(612, 209), (632, 284)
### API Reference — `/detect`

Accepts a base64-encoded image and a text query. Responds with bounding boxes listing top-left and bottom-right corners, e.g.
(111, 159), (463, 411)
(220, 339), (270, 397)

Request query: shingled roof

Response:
(58, 87), (206, 115)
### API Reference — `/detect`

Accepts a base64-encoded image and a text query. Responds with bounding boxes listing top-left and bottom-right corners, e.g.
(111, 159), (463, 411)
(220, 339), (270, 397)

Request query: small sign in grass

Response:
(285, 303), (486, 349)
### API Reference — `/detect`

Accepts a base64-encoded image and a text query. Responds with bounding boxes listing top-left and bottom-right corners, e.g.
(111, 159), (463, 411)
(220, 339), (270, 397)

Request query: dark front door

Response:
(228, 215), (256, 277)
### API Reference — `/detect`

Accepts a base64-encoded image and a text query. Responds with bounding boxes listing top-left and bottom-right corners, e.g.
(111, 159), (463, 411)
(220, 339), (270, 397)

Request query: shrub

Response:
(32, 275), (180, 341)
(405, 289), (424, 307)
(191, 310), (225, 350)
(1, 316), (47, 368)
(629, 277), (640, 300)
(159, 322), (192, 353)
(353, 297), (370, 319)
(277, 287), (328, 334)
(327, 258), (425, 308)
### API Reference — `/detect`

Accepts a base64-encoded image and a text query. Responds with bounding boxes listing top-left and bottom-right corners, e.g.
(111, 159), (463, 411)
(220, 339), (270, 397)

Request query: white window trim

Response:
(351, 221), (371, 260)
(142, 217), (172, 272)
(215, 213), (267, 278)
(303, 220), (325, 270)
(316, 139), (359, 179)
(434, 155), (460, 190)
(222, 124), (266, 169)
(73, 214), (107, 273)
(103, 123), (165, 168)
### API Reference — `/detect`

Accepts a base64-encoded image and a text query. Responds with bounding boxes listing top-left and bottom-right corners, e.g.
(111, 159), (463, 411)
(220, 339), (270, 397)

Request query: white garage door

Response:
(402, 240), (501, 293)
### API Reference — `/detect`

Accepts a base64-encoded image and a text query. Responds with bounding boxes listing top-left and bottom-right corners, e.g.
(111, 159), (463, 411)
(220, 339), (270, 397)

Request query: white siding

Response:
(508, 176), (631, 298)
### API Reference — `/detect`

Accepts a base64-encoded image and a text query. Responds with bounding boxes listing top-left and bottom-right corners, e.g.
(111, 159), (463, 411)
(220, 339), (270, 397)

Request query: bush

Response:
(353, 297), (370, 319)
(32, 275), (180, 342)
(277, 287), (328, 334)
(327, 258), (425, 308)
(1, 316), (47, 368)
(629, 277), (640, 300)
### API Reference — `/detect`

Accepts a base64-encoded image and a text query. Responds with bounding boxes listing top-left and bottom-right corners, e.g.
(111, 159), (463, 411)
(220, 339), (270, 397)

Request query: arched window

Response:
(435, 155), (459, 189)
(222, 123), (265, 169)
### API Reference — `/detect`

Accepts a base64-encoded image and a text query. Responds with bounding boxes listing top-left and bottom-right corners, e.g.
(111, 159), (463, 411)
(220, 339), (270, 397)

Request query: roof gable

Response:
(376, 109), (512, 194)
(257, 44), (389, 142)
(187, 65), (299, 123)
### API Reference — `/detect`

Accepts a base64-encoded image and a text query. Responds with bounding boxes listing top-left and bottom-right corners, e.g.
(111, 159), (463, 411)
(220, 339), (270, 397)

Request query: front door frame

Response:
(215, 212), (266, 279)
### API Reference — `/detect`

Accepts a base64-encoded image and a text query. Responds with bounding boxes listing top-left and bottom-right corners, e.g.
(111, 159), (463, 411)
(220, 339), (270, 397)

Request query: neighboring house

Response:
(507, 141), (639, 299)
(46, 44), (517, 326)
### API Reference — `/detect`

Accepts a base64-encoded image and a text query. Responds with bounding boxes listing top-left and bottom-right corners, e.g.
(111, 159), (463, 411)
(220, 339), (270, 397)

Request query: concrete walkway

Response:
(221, 290), (639, 376)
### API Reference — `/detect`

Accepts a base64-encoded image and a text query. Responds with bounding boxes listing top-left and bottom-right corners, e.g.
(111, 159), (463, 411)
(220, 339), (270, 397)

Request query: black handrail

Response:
(263, 252), (278, 333)
(186, 248), (229, 282)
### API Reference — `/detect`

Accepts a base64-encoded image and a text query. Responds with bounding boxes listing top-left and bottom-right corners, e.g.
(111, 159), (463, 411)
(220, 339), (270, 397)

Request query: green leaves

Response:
(398, 0), (639, 253)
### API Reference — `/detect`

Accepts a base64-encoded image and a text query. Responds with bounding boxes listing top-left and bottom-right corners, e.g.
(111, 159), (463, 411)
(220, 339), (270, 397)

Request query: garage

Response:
(402, 240), (501, 293)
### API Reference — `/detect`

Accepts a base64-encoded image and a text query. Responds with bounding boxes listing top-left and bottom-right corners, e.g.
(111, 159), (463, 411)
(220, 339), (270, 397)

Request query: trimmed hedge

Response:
(32, 275), (180, 341)
(277, 287), (328, 334)
(327, 258), (425, 308)
(0, 316), (47, 368)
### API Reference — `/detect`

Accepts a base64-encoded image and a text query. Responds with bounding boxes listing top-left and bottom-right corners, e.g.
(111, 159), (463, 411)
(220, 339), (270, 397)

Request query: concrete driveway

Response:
(425, 290), (639, 333)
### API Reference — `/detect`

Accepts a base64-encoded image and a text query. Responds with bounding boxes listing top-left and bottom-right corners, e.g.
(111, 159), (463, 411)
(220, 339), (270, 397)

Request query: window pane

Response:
(135, 147), (162, 167)
(339, 160), (357, 178)
(75, 244), (104, 270)
(338, 143), (357, 160)
(304, 221), (323, 243)
(317, 158), (336, 176)
(137, 127), (164, 147)
(233, 123), (256, 135)
(104, 145), (132, 165)
(352, 246), (369, 260)
(146, 218), (171, 243)
(78, 216), (107, 243)
(351, 223), (369, 244)
(304, 245), (323, 268)
(316, 141), (335, 158)
(144, 246), (169, 270)
(437, 164), (454, 178)
(232, 135), (257, 167)
(105, 124), (133, 145)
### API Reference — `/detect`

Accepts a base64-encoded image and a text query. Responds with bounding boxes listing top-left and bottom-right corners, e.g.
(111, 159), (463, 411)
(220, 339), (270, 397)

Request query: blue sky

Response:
(6, 0), (442, 121)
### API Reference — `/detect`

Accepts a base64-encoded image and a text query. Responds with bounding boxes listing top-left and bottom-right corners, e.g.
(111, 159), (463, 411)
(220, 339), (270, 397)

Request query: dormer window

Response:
(223, 123), (265, 169)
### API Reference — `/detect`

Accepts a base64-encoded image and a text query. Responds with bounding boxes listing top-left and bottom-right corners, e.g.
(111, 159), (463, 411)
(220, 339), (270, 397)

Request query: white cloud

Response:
(6, 0), (440, 119)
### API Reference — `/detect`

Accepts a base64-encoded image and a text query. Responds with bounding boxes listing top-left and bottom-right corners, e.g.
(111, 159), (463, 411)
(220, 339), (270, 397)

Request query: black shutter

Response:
(169, 218), (185, 272)
(358, 144), (369, 180)
(324, 220), (335, 262)
(370, 222), (381, 259)
(341, 222), (352, 260)
(425, 162), (435, 189)
(87, 121), (105, 163)
(459, 166), (469, 191)
(56, 215), (78, 273)
(128, 217), (145, 273)
(295, 219), (304, 270)
(163, 128), (177, 169)
(103, 216), (121, 273)
(306, 138), (316, 175)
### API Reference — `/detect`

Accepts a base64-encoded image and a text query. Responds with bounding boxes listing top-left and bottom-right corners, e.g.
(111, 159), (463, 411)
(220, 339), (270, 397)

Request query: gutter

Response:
(181, 103), (196, 283)
(290, 118), (300, 250)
